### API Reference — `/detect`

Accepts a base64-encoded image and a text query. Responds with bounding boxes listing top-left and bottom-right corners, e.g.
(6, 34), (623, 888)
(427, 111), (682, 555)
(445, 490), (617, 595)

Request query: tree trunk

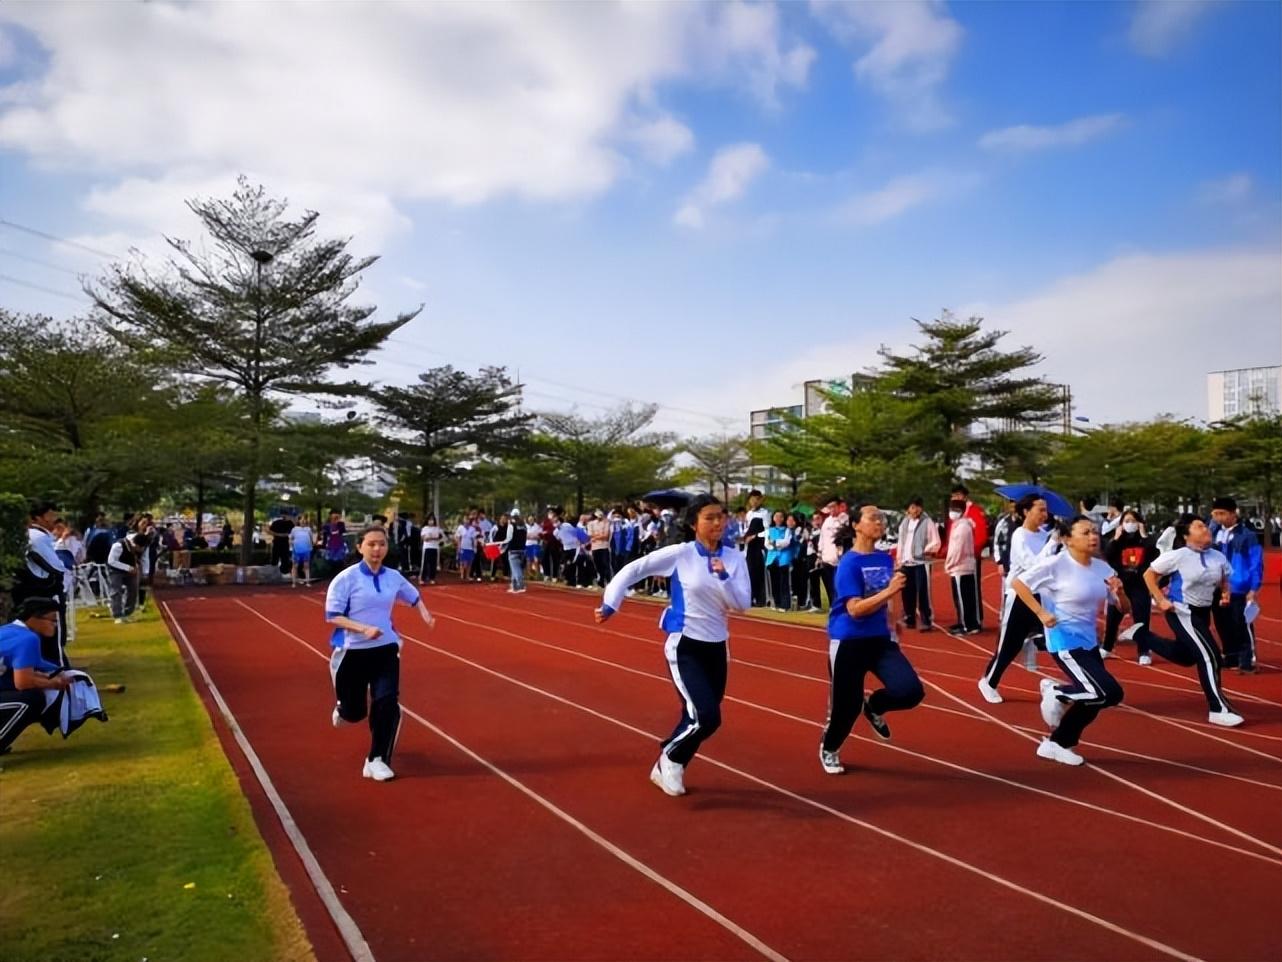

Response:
(240, 396), (262, 565)
(195, 473), (206, 548)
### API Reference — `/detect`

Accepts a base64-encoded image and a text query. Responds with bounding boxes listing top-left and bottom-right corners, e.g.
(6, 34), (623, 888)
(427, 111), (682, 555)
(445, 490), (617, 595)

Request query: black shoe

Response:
(864, 704), (891, 741)
(903, 620), (916, 629)
(963, 627), (983, 635)
(1238, 665), (1257, 675)
(920, 623), (935, 632)
(946, 623), (966, 633)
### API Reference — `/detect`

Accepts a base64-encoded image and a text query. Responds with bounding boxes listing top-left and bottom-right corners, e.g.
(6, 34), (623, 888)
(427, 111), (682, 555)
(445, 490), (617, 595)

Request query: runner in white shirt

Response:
(1137, 514), (1242, 726)
(978, 495), (1051, 703)
(1012, 516), (1129, 766)
(595, 495), (750, 796)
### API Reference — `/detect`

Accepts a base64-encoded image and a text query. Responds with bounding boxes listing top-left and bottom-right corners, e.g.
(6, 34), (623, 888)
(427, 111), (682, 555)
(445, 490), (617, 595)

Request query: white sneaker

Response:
(1208, 711), (1245, 727)
(1036, 738), (1084, 766)
(977, 678), (1004, 704)
(1100, 648), (1116, 659)
(1118, 622), (1145, 643)
(362, 758), (395, 781)
(819, 746), (844, 775)
(113, 618), (123, 624)
(1138, 654), (1152, 666)
(1039, 678), (1066, 730)
(332, 706), (350, 728)
(649, 753), (686, 796)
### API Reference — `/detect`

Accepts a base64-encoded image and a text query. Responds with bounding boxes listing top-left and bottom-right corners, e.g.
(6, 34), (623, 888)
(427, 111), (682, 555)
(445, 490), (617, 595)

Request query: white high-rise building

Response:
(1207, 366), (1281, 421)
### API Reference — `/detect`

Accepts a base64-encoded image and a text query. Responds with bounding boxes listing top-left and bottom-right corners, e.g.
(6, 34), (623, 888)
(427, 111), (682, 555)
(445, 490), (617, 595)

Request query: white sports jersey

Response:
(602, 541), (750, 642)
(1149, 547), (1230, 608)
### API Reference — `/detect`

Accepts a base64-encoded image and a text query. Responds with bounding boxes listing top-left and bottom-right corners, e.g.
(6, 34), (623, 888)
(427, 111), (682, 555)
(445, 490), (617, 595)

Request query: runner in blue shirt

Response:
(819, 504), (924, 775)
(325, 525), (435, 782)
(0, 598), (73, 754)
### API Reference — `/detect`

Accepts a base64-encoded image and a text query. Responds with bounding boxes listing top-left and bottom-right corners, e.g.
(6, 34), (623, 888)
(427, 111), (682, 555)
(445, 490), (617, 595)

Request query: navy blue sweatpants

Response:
(330, 643), (402, 763)
(821, 635), (924, 753)
(661, 634), (728, 767)
(1047, 646), (1124, 748)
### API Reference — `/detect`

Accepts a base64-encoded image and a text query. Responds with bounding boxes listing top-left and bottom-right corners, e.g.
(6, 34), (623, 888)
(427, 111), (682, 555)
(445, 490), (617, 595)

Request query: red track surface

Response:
(159, 569), (1282, 962)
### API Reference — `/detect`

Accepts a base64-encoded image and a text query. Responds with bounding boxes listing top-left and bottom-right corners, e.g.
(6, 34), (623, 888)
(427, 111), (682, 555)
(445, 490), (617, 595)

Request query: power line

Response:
(383, 334), (733, 429)
(0, 273), (91, 303)
(0, 217), (121, 260)
(0, 247), (86, 277)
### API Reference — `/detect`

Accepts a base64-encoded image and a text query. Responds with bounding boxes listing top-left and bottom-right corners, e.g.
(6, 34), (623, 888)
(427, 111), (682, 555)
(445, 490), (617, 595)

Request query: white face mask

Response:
(948, 510), (962, 521)
(1122, 521), (1139, 534)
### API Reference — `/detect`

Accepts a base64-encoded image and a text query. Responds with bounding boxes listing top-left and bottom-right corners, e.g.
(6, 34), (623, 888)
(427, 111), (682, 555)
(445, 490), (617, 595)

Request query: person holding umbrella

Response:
(594, 494), (750, 796)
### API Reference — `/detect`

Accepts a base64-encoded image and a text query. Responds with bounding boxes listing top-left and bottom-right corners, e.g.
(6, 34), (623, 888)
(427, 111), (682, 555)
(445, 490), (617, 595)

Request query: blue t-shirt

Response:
(828, 549), (895, 640)
(325, 562), (421, 649)
(0, 621), (57, 689)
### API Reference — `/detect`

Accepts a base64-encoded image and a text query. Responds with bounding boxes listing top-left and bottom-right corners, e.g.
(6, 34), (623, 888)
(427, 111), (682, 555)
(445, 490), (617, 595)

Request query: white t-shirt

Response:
(421, 525), (443, 549)
(1005, 526), (1052, 590)
(1148, 546), (1230, 608)
(456, 525), (476, 551)
(290, 526), (314, 552)
(1019, 552), (1115, 652)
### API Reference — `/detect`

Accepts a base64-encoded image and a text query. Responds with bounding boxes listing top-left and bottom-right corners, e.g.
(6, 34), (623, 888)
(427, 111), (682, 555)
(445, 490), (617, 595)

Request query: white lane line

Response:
(522, 586), (1282, 708)
(446, 592), (1282, 774)
(234, 601), (789, 962)
(939, 626), (1282, 758)
(299, 594), (1281, 866)
(378, 630), (1208, 960)
(162, 602), (376, 962)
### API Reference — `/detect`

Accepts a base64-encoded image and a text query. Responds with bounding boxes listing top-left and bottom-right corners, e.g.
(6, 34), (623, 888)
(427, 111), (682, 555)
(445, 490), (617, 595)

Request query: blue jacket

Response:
(1217, 522), (1263, 594)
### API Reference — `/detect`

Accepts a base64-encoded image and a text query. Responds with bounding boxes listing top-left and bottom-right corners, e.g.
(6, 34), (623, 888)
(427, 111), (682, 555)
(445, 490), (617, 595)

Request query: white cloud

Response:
(810, 0), (963, 131)
(1129, 0), (1215, 57)
(978, 114), (1125, 152)
(987, 248), (1281, 422)
(1197, 172), (1253, 206)
(0, 3), (808, 241)
(674, 143), (770, 228)
(836, 169), (978, 226)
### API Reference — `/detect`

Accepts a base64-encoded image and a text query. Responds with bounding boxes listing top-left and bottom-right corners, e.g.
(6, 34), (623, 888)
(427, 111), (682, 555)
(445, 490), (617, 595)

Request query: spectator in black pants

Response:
(743, 490), (770, 607)
(896, 498), (941, 630)
(1102, 510), (1159, 663)
(268, 513), (294, 574)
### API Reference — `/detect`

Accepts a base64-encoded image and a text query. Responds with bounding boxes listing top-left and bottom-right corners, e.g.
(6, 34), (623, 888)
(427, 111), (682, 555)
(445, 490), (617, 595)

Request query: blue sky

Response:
(1, 1), (1278, 438)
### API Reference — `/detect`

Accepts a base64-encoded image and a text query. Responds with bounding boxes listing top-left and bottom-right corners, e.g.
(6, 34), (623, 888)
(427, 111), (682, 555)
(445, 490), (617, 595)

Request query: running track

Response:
(160, 572), (1282, 962)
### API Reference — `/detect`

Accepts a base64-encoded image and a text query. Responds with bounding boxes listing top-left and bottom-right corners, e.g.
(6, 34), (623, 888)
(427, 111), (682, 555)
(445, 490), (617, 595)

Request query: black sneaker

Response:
(903, 619), (917, 629)
(946, 623), (966, 633)
(864, 705), (891, 740)
(920, 623), (935, 632)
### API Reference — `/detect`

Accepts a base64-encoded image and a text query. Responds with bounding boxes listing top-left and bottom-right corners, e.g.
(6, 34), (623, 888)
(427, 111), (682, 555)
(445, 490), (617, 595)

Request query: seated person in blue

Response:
(0, 597), (75, 754)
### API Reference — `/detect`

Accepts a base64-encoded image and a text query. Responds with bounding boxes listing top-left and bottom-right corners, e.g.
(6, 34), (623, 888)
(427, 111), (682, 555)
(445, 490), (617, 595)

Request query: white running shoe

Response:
(362, 758), (395, 781)
(819, 746), (845, 775)
(332, 706), (351, 728)
(977, 678), (1004, 704)
(1035, 738), (1084, 766)
(1138, 654), (1152, 666)
(1207, 711), (1245, 727)
(1100, 648), (1116, 659)
(1118, 622), (1146, 643)
(1039, 678), (1066, 730)
(649, 753), (686, 796)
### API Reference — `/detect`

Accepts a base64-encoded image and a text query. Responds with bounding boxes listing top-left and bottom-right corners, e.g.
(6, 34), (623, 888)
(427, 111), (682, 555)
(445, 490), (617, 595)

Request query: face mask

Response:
(1122, 522), (1139, 534)
(948, 511), (962, 521)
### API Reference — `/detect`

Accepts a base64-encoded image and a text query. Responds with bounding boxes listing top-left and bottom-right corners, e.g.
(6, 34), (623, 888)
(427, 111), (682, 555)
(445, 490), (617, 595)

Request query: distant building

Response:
(1207, 366), (1281, 421)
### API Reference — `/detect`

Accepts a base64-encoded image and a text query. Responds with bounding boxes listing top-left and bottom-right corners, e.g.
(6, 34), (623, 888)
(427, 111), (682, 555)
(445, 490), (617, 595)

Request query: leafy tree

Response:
(535, 405), (676, 514)
(86, 177), (419, 562)
(878, 311), (1063, 473)
(0, 311), (171, 521)
(373, 365), (532, 517)
(683, 434), (750, 501)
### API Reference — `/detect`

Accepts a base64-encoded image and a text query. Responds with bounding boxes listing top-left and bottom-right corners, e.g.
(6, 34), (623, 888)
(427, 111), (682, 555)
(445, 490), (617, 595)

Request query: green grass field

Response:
(0, 605), (315, 962)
